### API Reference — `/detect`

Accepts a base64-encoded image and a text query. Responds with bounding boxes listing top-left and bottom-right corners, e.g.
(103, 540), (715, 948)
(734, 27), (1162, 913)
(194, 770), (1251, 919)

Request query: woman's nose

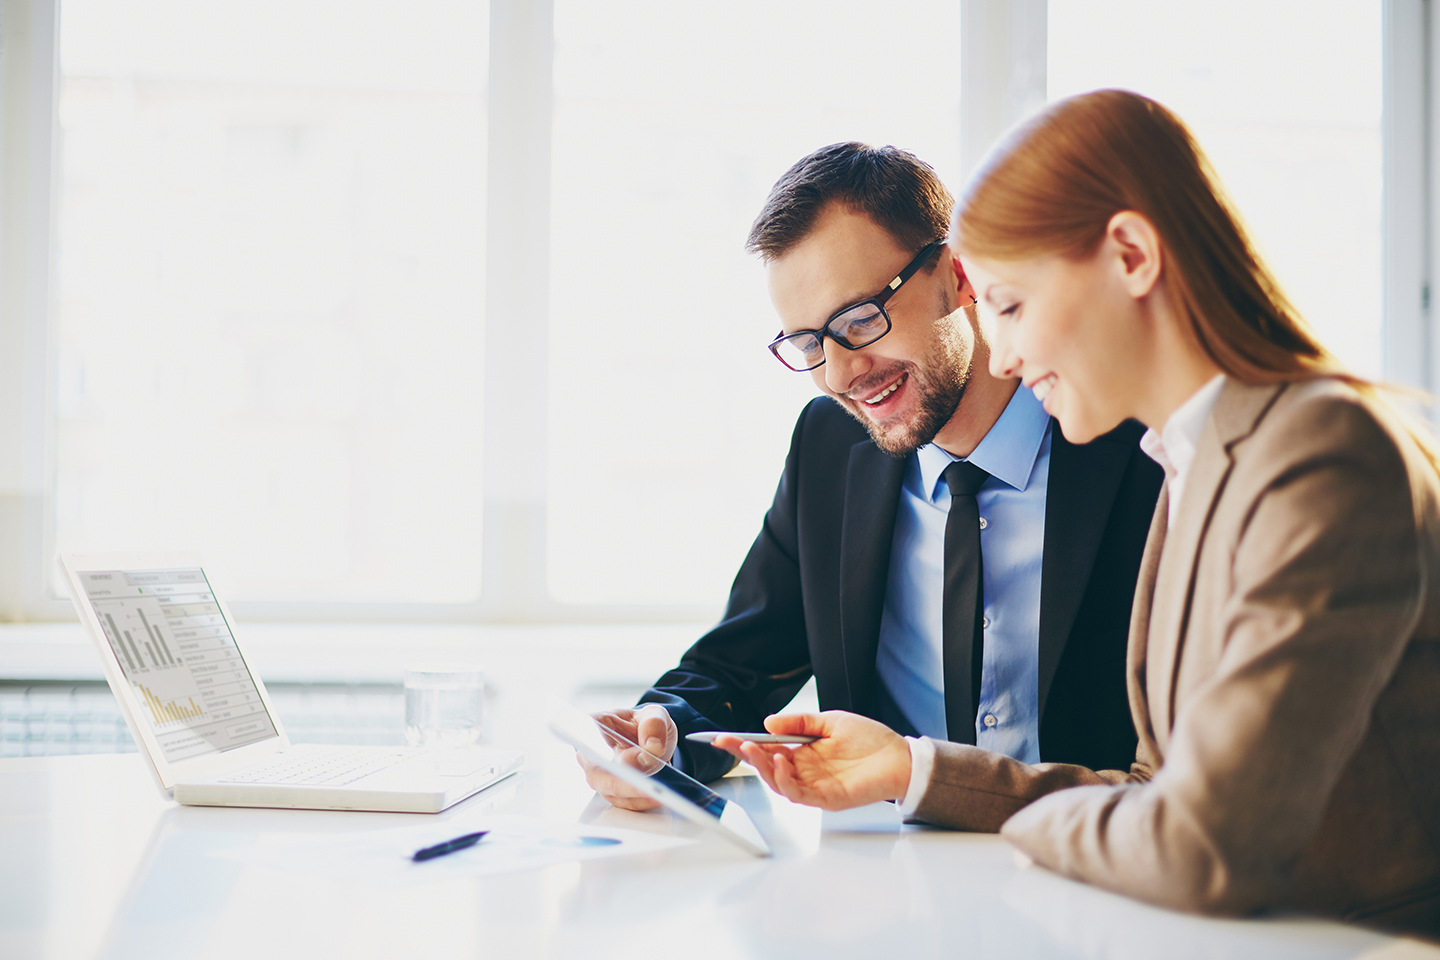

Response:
(989, 321), (1021, 380)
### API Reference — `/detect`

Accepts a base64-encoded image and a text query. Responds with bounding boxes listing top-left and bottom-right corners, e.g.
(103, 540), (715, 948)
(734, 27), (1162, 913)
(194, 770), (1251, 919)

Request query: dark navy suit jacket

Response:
(641, 396), (1164, 783)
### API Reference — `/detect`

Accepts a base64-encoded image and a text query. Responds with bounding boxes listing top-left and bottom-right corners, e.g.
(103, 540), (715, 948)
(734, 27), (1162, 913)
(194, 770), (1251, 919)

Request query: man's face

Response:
(767, 204), (972, 456)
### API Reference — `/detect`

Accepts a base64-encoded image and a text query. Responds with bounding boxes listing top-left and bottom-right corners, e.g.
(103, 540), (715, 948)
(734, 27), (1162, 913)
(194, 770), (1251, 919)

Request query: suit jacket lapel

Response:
(1127, 484), (1168, 766)
(1036, 426), (1134, 718)
(838, 439), (907, 719)
(1146, 380), (1286, 744)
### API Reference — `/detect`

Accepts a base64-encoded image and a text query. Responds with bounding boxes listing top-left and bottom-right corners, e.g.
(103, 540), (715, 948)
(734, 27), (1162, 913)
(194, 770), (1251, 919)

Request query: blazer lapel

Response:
(838, 440), (907, 719)
(1126, 484), (1168, 766)
(1146, 381), (1286, 743)
(1036, 427), (1134, 718)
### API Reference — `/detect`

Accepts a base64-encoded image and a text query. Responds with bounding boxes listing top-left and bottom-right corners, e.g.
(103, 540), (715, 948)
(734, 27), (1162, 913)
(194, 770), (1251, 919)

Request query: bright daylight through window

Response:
(53, 0), (489, 603)
(42, 0), (1384, 614)
(1049, 0), (1383, 378)
(546, 0), (963, 606)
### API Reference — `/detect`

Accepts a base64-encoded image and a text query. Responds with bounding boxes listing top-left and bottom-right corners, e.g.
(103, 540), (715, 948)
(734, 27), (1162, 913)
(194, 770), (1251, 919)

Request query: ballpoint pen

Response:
(412, 830), (489, 862)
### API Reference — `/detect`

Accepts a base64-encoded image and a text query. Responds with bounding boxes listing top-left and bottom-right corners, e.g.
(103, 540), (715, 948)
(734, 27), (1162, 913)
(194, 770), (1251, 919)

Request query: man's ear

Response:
(951, 248), (978, 304)
(1105, 211), (1162, 299)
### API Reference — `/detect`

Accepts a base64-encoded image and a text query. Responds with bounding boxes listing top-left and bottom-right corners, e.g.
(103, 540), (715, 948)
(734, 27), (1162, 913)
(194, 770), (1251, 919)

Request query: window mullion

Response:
(0, 0), (62, 621)
(960, 0), (1048, 180)
(1384, 0), (1430, 393)
(481, 0), (555, 618)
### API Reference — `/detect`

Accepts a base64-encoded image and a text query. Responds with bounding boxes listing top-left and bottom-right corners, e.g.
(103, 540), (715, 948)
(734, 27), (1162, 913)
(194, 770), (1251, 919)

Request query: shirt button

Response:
(978, 517), (988, 530)
(982, 617), (990, 629)
(983, 714), (998, 727)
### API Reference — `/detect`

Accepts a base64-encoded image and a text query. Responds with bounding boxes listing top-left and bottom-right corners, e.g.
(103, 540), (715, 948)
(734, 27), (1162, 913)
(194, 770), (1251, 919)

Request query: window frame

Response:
(3, 0), (1423, 624)
(1384, 0), (1438, 400)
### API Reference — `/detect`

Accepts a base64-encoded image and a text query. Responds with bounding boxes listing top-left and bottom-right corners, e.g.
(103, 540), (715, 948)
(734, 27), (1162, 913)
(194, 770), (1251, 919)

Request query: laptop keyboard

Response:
(216, 747), (411, 786)
(0, 681), (405, 757)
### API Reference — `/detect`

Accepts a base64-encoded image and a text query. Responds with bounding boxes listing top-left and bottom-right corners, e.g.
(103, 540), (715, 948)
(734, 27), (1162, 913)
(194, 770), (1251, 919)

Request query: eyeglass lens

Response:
(773, 301), (890, 371)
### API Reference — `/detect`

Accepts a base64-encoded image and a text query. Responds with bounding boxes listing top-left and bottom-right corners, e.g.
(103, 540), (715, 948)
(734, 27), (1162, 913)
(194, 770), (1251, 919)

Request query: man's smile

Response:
(850, 372), (909, 413)
(863, 376), (905, 405)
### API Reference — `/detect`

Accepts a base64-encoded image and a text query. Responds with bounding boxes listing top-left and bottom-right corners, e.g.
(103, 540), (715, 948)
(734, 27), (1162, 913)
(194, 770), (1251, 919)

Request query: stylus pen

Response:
(412, 830), (489, 862)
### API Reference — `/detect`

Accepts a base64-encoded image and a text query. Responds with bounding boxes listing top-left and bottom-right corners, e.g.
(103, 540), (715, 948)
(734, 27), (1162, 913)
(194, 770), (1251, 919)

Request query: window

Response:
(1048, 0), (1384, 378)
(53, 0), (490, 603)
(546, 0), (964, 605)
(0, 0), (1413, 621)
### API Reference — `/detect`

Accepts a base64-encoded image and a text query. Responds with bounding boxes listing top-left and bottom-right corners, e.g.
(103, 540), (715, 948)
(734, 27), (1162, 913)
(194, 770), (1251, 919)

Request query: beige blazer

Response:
(912, 378), (1440, 933)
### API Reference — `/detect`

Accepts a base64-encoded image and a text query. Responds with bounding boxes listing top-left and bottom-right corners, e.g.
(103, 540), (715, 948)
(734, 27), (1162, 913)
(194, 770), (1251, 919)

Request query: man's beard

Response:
(841, 312), (971, 458)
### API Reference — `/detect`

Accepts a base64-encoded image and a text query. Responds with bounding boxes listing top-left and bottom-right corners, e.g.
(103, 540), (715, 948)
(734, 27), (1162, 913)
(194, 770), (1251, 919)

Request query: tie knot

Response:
(943, 459), (989, 499)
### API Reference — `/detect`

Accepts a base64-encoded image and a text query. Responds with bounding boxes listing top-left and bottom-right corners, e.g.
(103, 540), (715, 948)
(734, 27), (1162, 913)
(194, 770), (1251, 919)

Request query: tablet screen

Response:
(548, 700), (770, 856)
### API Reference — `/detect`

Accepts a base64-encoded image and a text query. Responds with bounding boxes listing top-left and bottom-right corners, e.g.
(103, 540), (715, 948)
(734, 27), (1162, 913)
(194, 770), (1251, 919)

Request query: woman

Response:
(718, 90), (1440, 934)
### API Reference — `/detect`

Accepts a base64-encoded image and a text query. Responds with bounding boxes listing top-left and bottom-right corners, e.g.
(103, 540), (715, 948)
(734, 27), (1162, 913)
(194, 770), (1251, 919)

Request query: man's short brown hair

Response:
(745, 142), (954, 263)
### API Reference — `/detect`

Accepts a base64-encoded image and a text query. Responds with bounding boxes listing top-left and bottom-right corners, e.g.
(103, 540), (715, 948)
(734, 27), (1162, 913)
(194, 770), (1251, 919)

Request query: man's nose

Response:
(822, 339), (870, 396)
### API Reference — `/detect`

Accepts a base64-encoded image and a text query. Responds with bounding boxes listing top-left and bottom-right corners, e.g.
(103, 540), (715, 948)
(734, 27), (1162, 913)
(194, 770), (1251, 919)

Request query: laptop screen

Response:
(77, 567), (277, 762)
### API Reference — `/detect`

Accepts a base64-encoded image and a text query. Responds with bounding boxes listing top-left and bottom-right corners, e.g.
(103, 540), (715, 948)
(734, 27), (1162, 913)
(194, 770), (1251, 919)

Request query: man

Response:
(582, 142), (1162, 812)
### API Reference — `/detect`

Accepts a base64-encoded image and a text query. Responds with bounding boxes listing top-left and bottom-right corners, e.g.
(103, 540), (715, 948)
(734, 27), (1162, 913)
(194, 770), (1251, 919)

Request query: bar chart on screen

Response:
(136, 683), (205, 726)
(80, 569), (278, 762)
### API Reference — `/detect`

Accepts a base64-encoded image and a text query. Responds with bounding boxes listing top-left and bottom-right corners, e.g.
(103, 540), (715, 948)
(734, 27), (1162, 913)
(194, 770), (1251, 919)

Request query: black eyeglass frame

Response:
(767, 238), (948, 372)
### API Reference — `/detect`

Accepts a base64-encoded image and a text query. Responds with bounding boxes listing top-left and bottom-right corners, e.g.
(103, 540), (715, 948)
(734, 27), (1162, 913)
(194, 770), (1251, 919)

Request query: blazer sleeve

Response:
(637, 400), (824, 782)
(911, 739), (1155, 832)
(998, 396), (1424, 915)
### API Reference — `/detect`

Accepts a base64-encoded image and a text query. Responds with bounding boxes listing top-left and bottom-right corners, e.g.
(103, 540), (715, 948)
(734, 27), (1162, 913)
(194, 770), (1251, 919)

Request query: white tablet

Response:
(547, 700), (771, 857)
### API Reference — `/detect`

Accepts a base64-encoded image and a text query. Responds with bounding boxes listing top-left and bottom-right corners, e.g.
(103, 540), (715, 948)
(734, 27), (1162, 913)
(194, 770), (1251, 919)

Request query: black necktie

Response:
(941, 459), (989, 744)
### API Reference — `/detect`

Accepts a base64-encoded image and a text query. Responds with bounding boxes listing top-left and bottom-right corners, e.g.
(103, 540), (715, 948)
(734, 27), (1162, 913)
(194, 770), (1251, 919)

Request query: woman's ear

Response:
(1105, 211), (1163, 299)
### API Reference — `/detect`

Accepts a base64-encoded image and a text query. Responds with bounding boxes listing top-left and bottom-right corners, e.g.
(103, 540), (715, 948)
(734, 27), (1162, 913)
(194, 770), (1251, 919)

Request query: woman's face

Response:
(962, 246), (1150, 444)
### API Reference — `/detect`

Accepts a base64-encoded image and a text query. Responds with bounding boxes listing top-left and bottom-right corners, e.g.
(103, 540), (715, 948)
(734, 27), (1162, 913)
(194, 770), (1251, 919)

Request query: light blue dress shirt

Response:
(873, 386), (1051, 763)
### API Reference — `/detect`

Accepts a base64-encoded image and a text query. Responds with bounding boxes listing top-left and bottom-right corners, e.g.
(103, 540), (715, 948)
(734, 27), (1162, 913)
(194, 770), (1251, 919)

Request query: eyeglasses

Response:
(767, 238), (947, 372)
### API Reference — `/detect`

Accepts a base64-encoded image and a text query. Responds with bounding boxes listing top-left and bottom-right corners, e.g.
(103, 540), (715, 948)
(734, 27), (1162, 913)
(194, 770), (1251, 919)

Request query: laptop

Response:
(59, 552), (524, 813)
(547, 699), (771, 856)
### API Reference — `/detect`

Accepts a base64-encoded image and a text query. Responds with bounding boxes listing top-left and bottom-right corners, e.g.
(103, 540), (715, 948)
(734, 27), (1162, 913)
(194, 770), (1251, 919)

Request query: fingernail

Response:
(646, 737), (663, 753)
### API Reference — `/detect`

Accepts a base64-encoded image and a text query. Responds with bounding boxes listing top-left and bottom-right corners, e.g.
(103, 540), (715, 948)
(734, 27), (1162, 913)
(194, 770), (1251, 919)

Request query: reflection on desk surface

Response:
(3, 748), (1434, 960)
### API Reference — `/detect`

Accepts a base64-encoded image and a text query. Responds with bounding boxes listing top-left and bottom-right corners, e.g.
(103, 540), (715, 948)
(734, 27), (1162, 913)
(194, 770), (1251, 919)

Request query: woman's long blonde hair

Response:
(956, 89), (1439, 470)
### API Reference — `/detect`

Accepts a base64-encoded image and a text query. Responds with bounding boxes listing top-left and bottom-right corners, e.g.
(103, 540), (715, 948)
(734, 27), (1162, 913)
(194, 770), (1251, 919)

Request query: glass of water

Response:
(404, 665), (485, 748)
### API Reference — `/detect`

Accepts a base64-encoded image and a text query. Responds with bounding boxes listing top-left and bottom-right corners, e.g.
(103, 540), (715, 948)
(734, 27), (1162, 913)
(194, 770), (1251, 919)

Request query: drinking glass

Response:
(404, 665), (485, 748)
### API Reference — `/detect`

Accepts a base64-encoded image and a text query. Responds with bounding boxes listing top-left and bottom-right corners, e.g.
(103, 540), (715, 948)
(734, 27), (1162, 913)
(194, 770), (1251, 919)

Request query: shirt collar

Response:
(1140, 373), (1227, 483)
(915, 385), (1052, 504)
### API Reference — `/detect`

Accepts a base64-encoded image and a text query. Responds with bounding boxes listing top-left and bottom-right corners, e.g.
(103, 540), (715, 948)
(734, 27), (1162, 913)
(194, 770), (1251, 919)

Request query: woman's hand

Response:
(712, 711), (912, 811)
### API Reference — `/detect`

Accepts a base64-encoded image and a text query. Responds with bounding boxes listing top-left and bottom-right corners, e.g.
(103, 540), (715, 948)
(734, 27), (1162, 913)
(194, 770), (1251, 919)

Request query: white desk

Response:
(4, 698), (1437, 960)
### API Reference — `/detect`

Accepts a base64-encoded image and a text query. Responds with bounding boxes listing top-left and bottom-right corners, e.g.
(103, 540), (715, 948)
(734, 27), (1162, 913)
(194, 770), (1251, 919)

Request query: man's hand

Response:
(712, 711), (912, 811)
(575, 704), (678, 811)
